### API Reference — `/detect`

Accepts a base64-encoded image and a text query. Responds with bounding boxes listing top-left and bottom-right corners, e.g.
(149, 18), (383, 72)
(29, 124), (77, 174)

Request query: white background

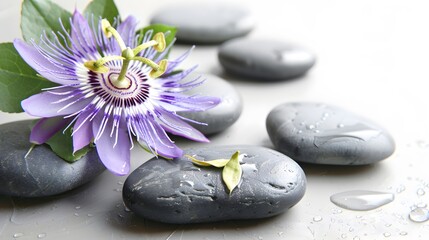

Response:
(1, 0), (429, 239)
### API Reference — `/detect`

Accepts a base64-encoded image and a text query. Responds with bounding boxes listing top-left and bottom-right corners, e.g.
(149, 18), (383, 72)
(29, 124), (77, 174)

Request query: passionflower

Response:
(13, 11), (220, 175)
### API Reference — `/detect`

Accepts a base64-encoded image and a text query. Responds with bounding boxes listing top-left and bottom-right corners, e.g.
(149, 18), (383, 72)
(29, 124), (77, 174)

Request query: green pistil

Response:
(84, 19), (168, 88)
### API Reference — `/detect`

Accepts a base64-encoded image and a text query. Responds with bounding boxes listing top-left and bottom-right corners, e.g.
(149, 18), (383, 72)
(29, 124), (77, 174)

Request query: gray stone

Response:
(266, 102), (395, 165)
(150, 3), (255, 44)
(178, 73), (242, 135)
(218, 39), (316, 80)
(122, 145), (306, 224)
(0, 120), (105, 197)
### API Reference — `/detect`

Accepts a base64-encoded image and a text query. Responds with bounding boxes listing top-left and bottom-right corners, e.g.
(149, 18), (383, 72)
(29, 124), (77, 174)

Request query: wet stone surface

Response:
(178, 73), (242, 135)
(218, 39), (316, 80)
(266, 102), (395, 165)
(122, 145), (306, 224)
(0, 120), (105, 197)
(150, 3), (255, 44)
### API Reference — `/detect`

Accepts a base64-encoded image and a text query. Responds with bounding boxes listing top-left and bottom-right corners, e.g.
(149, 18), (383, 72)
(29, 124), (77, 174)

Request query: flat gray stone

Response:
(122, 145), (306, 224)
(0, 120), (105, 197)
(218, 39), (316, 80)
(150, 3), (255, 44)
(178, 73), (242, 135)
(266, 102), (395, 165)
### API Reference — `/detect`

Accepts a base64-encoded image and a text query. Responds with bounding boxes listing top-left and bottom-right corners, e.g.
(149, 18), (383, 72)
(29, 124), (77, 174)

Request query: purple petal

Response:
(71, 10), (98, 57)
(159, 95), (221, 112)
(30, 117), (70, 144)
(136, 117), (183, 159)
(22, 87), (91, 117)
(117, 16), (138, 48)
(92, 113), (130, 175)
(72, 110), (93, 152)
(157, 109), (209, 142)
(13, 39), (71, 85)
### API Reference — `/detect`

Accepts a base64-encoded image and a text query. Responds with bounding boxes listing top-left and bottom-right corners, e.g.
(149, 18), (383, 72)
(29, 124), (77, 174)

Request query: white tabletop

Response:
(1, 0), (429, 239)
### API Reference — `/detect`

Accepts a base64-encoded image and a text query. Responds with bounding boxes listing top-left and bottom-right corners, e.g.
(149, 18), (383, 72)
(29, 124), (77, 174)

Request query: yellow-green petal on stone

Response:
(222, 151), (242, 194)
(186, 155), (230, 168)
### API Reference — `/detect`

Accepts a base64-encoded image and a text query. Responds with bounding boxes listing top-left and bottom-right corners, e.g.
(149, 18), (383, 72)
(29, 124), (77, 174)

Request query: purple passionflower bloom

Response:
(13, 11), (219, 175)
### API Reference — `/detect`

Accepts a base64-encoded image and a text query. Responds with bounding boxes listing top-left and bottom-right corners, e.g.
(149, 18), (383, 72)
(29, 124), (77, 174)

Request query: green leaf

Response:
(46, 126), (91, 163)
(21, 0), (72, 45)
(222, 151), (243, 195)
(84, 0), (120, 27)
(186, 155), (230, 168)
(0, 43), (58, 113)
(137, 24), (177, 58)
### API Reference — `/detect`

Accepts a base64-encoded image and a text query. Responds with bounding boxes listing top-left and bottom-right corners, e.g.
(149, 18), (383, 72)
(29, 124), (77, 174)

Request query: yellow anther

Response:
(83, 56), (125, 74)
(84, 60), (109, 73)
(101, 19), (112, 38)
(150, 59), (168, 78)
(153, 32), (166, 52)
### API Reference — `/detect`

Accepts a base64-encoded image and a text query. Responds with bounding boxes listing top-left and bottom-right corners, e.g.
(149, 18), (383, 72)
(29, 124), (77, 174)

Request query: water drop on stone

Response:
(117, 181), (124, 185)
(313, 216), (323, 222)
(417, 202), (427, 208)
(74, 213), (79, 216)
(75, 205), (81, 210)
(330, 190), (394, 211)
(87, 213), (93, 217)
(383, 232), (391, 237)
(307, 124), (316, 130)
(417, 188), (425, 196)
(298, 130), (303, 134)
(353, 236), (360, 240)
(396, 185), (406, 193)
(124, 206), (131, 212)
(341, 233), (347, 239)
(409, 207), (429, 222)
(13, 233), (24, 238)
(37, 233), (47, 239)
(399, 231), (407, 236)
(337, 124), (345, 128)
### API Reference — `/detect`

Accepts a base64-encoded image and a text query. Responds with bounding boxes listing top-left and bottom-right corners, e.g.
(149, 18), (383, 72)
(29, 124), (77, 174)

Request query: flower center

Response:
(83, 19), (168, 89)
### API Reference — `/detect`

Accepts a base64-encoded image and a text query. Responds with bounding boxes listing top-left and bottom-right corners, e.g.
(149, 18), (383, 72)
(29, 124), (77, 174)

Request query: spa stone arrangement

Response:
(0, 0), (400, 233)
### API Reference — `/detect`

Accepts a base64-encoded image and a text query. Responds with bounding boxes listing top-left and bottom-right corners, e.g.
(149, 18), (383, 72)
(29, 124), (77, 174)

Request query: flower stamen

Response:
(84, 55), (125, 73)
(101, 19), (126, 51)
(132, 32), (166, 55)
(85, 20), (168, 86)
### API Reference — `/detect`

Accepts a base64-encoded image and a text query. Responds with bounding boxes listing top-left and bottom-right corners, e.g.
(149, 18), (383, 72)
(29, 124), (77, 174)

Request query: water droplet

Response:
(409, 207), (429, 222)
(337, 124), (345, 128)
(399, 231), (407, 236)
(330, 190), (394, 211)
(307, 124), (316, 130)
(277, 232), (283, 236)
(313, 216), (323, 222)
(37, 233), (47, 239)
(417, 202), (427, 208)
(341, 233), (347, 239)
(13, 233), (24, 238)
(75, 205), (81, 210)
(180, 180), (195, 187)
(383, 232), (391, 237)
(114, 188), (122, 192)
(297, 130), (303, 134)
(124, 206), (131, 212)
(417, 188), (425, 196)
(258, 236), (263, 240)
(117, 181), (124, 185)
(353, 236), (360, 240)
(87, 213), (93, 217)
(349, 227), (355, 232)
(385, 223), (392, 227)
(204, 173), (210, 177)
(74, 213), (79, 216)
(242, 163), (258, 173)
(314, 130), (320, 133)
(396, 185), (406, 193)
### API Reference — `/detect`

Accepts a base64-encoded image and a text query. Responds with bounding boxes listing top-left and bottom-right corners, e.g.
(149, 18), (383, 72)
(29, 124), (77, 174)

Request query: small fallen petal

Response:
(186, 154), (230, 167)
(222, 151), (242, 194)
